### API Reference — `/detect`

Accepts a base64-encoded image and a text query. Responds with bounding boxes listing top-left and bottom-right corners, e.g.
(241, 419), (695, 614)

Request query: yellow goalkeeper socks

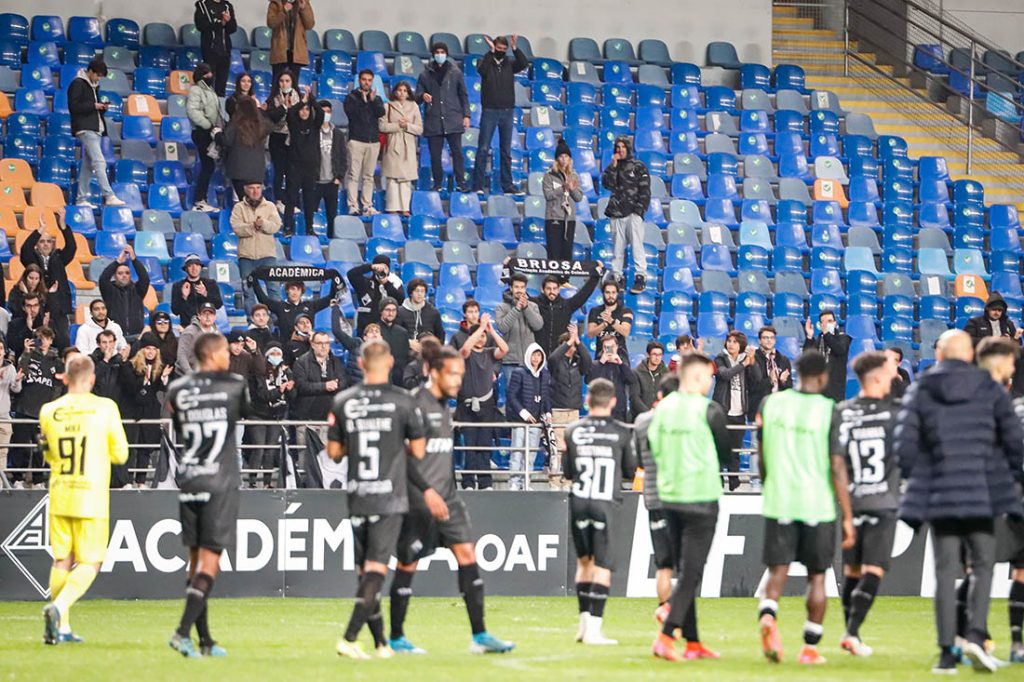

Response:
(53, 565), (98, 633)
(49, 566), (70, 601)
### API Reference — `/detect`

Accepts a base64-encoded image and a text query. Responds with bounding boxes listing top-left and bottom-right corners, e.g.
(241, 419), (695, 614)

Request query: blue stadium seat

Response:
(68, 16), (103, 46)
(740, 64), (771, 91)
(31, 15), (64, 44)
(101, 206), (137, 234)
(411, 191), (445, 219)
(989, 204), (1021, 230)
(95, 231), (129, 259)
(147, 184), (183, 216)
(706, 41), (741, 69)
(106, 18), (140, 49)
(953, 248), (988, 277)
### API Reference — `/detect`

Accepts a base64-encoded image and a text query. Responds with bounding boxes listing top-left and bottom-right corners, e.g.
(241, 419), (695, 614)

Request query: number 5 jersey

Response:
(166, 371), (251, 494)
(835, 396), (900, 512)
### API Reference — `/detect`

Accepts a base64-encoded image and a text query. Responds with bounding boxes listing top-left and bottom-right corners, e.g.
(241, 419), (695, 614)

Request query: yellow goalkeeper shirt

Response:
(40, 392), (129, 519)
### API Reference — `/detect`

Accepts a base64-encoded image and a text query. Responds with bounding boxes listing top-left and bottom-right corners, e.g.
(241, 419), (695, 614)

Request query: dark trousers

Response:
(284, 170), (318, 234)
(203, 49), (230, 97)
(724, 414), (745, 491)
(268, 132), (289, 201)
(191, 128), (215, 205)
(932, 519), (996, 647)
(545, 219), (576, 263)
(10, 416), (41, 484)
(317, 182), (340, 237)
(118, 420), (161, 486)
(472, 107), (515, 192)
(231, 180), (246, 203)
(456, 397), (498, 490)
(244, 423), (279, 487)
(663, 507), (718, 630)
(427, 133), (465, 190)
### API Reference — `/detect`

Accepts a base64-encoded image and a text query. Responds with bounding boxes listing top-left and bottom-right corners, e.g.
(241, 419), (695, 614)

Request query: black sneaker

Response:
(931, 649), (958, 675)
(629, 274), (646, 294)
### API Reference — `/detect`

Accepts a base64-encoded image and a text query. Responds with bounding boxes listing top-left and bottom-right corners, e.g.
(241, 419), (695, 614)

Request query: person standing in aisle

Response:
(378, 81), (423, 216)
(470, 35), (529, 195)
(542, 140), (584, 268)
(194, 0), (237, 96)
(344, 70), (386, 216)
(416, 42), (470, 192)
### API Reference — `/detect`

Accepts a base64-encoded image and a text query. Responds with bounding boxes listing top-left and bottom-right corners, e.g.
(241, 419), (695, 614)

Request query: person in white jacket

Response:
(74, 299), (126, 356)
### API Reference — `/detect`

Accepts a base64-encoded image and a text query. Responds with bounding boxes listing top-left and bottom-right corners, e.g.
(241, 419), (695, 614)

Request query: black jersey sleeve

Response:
(620, 422), (638, 482)
(404, 394), (426, 442)
(562, 422), (577, 481)
(707, 401), (732, 467)
(326, 393), (346, 444)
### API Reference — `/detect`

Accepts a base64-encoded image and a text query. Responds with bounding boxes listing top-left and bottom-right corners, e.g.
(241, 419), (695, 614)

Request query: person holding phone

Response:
(194, 0), (237, 96)
(67, 58), (125, 208)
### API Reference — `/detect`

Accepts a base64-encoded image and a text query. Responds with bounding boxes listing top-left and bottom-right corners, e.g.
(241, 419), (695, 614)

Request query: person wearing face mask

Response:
(194, 0), (237, 96)
(99, 245), (150, 341)
(223, 96), (273, 202)
(416, 42), (470, 193)
(231, 181), (282, 311)
(119, 333), (175, 487)
(343, 69), (386, 216)
(315, 100), (348, 237)
(246, 341), (296, 487)
(67, 58), (126, 208)
(267, 0), (315, 83)
(379, 81), (423, 216)
(283, 87), (325, 236)
(286, 314), (314, 364)
(186, 63), (225, 212)
(266, 71), (301, 210)
(803, 310), (852, 402)
(471, 35), (529, 195)
(20, 209), (76, 349)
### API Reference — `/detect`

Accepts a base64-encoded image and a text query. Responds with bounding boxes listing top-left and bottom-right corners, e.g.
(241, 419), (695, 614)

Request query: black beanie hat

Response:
(555, 138), (572, 159)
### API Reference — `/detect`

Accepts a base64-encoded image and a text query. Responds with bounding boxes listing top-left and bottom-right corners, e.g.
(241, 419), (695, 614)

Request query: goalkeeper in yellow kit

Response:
(39, 354), (129, 644)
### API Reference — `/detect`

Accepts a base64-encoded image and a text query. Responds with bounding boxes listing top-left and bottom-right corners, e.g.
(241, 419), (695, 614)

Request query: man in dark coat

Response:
(99, 245), (150, 340)
(470, 34), (529, 194)
(964, 292), (1022, 346)
(586, 336), (636, 422)
(193, 0), (237, 95)
(894, 329), (1024, 673)
(348, 256), (405, 335)
(377, 297), (411, 385)
(747, 325), (793, 421)
(416, 42), (471, 192)
(171, 254), (223, 323)
(531, 272), (601, 356)
(803, 310), (852, 403)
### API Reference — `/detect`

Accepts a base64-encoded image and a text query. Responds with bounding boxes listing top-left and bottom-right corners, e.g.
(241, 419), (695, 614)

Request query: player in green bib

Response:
(754, 350), (854, 666)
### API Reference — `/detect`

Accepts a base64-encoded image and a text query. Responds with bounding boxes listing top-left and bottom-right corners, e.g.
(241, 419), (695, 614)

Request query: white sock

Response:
(588, 616), (603, 633)
(759, 598), (779, 616)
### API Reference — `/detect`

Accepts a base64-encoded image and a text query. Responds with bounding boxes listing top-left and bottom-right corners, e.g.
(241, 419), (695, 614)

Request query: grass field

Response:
(0, 596), (1015, 680)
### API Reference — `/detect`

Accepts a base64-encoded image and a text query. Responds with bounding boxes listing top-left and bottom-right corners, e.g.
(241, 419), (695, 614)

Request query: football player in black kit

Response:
(564, 378), (637, 646)
(836, 351), (899, 657)
(387, 342), (515, 655)
(166, 333), (251, 659)
(328, 339), (426, 660)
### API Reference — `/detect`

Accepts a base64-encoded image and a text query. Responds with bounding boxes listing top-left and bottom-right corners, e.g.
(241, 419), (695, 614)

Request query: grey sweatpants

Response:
(932, 522), (996, 647)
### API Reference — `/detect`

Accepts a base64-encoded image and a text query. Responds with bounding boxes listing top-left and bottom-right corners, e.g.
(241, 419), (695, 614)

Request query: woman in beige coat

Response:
(379, 81), (423, 216)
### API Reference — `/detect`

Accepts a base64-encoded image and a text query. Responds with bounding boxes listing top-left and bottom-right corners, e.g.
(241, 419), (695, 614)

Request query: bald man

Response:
(894, 330), (1024, 673)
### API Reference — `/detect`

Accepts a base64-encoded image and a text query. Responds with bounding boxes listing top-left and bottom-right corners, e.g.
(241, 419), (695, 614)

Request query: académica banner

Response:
(0, 492), (1008, 601)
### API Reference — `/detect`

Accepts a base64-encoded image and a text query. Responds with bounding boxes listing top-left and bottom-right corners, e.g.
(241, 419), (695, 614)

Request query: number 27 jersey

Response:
(327, 383), (425, 516)
(835, 396), (899, 512)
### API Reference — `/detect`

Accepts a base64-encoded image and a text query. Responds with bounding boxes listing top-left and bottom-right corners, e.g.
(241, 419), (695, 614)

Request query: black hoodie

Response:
(964, 291), (1017, 346)
(15, 347), (63, 417)
(194, 0), (237, 57)
(286, 100), (326, 173)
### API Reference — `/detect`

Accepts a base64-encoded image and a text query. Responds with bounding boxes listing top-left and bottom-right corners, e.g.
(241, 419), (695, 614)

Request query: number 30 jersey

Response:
(327, 383), (425, 516)
(166, 371), (250, 494)
(835, 396), (899, 512)
(563, 416), (637, 505)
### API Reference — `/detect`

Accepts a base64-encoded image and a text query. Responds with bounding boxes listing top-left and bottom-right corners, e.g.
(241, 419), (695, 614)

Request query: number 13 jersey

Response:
(327, 383), (425, 516)
(166, 371), (250, 494)
(835, 396), (899, 512)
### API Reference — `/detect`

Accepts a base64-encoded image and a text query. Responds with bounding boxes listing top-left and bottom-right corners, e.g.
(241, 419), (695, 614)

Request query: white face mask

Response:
(281, 86), (293, 95)
(267, 354), (284, 366)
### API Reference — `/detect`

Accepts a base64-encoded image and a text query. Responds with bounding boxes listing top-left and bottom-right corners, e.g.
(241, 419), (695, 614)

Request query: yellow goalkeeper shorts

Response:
(49, 514), (110, 565)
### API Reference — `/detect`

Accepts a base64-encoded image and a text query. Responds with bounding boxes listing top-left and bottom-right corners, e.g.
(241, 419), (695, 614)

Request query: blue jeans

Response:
(239, 256), (276, 314)
(76, 131), (113, 201)
(472, 107), (515, 192)
(509, 422), (541, 491)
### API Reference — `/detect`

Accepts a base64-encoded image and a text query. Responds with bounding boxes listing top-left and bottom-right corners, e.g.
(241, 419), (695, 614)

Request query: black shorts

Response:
(396, 498), (475, 565)
(996, 515), (1024, 569)
(179, 488), (239, 553)
(648, 508), (679, 570)
(763, 518), (836, 574)
(570, 497), (615, 571)
(352, 513), (403, 566)
(843, 511), (897, 571)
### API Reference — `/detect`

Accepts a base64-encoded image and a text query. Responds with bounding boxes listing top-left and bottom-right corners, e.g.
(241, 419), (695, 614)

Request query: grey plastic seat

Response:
(814, 156), (849, 183)
(393, 55), (425, 79)
(643, 222), (665, 249)
(650, 175), (668, 199)
(568, 61), (600, 85)
(847, 225), (881, 255)
(702, 223), (736, 250)
(121, 139), (156, 166)
(326, 239), (363, 263)
(666, 222), (700, 247)
(90, 258), (114, 283)
(810, 89), (845, 116)
(442, 242), (476, 265)
(920, 319), (948, 355)
(332, 215), (368, 243)
(669, 199), (705, 227)
(446, 217), (481, 245)
(705, 112), (738, 135)
(103, 46), (137, 73)
(742, 178), (777, 203)
(528, 105), (564, 132)
(528, 172), (545, 196)
(775, 271), (809, 297)
(776, 89), (809, 115)
(477, 241), (508, 264)
(637, 64), (670, 88)
(208, 259), (240, 284)
(737, 269), (771, 295)
(743, 155), (778, 181)
(703, 133), (737, 155)
(918, 227), (952, 255)
(141, 209), (176, 234)
(882, 272), (916, 298)
(778, 177), (813, 205)
(741, 88), (774, 113)
(404, 240), (440, 268)
(844, 112), (878, 141)
(773, 316), (805, 339)
(517, 243), (547, 259)
(700, 270), (735, 296)
(703, 337), (726, 356)
(181, 210), (213, 236)
(672, 153), (706, 180)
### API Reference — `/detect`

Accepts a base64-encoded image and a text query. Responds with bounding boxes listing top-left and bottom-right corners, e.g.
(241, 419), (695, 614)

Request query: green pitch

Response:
(0, 596), (1013, 680)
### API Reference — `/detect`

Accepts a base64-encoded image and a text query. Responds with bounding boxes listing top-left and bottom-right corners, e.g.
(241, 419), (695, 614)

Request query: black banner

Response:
(252, 266), (342, 284)
(505, 258), (602, 279)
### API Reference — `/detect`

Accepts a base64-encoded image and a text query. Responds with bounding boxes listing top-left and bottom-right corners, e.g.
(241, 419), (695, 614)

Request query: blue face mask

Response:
(267, 354), (284, 367)
(433, 54), (447, 65)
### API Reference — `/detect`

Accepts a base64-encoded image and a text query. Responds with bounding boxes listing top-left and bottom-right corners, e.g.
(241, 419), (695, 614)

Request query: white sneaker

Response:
(193, 200), (218, 213)
(840, 635), (874, 657)
(105, 195), (127, 207)
(363, 207), (379, 216)
(276, 201), (286, 213)
(76, 198), (96, 208)
(582, 618), (618, 646)
(12, 480), (24, 489)
(964, 640), (999, 673)
(575, 612), (589, 643)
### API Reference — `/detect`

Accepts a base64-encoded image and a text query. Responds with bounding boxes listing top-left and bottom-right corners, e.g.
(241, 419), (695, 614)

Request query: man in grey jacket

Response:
(175, 302), (221, 376)
(416, 42), (471, 192)
(494, 273), (543, 389)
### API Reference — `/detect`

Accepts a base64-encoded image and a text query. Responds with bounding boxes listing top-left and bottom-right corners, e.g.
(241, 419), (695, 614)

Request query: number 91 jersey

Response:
(835, 396), (899, 512)
(327, 383), (425, 516)
(166, 371), (251, 494)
